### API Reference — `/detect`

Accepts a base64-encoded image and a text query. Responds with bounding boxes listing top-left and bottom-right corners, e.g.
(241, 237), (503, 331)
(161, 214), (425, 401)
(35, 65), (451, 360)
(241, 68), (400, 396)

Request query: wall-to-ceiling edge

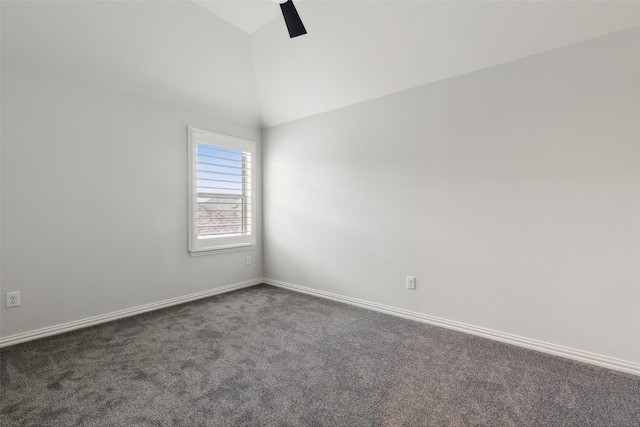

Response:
(262, 28), (640, 374)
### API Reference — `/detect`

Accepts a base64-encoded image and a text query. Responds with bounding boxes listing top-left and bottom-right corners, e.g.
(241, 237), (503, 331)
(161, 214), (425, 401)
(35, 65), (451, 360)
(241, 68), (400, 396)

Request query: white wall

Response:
(263, 28), (640, 364)
(252, 1), (640, 126)
(0, 61), (262, 338)
(1, 0), (262, 127)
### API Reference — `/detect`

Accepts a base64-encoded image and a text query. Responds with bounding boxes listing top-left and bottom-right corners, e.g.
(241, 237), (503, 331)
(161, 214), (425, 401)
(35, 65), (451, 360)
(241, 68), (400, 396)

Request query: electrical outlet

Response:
(6, 292), (20, 308)
(245, 256), (251, 265)
(406, 276), (416, 290)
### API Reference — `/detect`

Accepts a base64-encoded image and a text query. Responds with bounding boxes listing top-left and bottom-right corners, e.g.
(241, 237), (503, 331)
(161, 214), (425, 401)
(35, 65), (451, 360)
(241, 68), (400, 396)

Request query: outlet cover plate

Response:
(6, 292), (20, 307)
(406, 276), (416, 290)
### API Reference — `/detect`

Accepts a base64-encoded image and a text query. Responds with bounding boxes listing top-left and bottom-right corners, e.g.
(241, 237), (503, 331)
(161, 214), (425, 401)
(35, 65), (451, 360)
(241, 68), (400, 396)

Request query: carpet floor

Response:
(1, 284), (638, 426)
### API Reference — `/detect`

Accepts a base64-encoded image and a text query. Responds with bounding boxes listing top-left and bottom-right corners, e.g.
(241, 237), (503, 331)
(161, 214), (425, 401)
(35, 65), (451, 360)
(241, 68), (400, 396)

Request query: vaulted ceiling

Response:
(2, 1), (639, 128)
(193, 0), (284, 34)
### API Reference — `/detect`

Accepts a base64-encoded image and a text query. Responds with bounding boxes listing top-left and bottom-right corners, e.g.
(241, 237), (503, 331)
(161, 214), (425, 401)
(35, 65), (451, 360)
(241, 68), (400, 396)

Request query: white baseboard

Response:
(0, 278), (263, 348)
(264, 278), (640, 377)
(4, 277), (638, 376)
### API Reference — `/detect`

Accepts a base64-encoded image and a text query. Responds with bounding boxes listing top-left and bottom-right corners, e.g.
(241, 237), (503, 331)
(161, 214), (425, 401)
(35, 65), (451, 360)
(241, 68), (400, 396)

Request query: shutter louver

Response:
(197, 144), (251, 239)
(189, 128), (255, 254)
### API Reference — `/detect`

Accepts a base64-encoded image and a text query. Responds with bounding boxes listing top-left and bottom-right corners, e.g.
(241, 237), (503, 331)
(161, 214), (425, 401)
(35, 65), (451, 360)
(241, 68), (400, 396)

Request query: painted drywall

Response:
(0, 61), (262, 338)
(263, 28), (640, 364)
(1, 0), (261, 127)
(252, 1), (640, 126)
(6, 1), (638, 130)
(193, 0), (279, 34)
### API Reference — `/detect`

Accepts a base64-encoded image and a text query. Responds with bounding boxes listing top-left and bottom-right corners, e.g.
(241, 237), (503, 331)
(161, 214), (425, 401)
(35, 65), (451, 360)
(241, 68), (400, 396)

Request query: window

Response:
(188, 127), (254, 254)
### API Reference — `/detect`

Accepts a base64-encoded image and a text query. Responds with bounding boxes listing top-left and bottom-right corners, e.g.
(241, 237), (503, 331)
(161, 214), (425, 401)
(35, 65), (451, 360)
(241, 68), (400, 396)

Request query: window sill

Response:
(189, 244), (256, 257)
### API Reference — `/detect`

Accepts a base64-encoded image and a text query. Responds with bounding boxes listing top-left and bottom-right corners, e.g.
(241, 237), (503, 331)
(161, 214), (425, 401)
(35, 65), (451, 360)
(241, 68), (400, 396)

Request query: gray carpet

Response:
(1, 284), (638, 426)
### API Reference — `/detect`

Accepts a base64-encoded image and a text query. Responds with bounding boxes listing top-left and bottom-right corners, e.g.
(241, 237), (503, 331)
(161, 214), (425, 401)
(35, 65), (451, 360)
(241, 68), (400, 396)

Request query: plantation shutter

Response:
(189, 128), (255, 253)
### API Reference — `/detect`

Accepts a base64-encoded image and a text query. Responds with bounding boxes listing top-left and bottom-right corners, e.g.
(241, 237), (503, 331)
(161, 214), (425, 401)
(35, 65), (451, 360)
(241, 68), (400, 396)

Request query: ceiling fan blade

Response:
(279, 0), (307, 38)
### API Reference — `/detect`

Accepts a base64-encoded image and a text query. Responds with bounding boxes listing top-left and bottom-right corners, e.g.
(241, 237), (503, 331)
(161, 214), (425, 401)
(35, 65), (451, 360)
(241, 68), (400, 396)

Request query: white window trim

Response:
(188, 127), (256, 255)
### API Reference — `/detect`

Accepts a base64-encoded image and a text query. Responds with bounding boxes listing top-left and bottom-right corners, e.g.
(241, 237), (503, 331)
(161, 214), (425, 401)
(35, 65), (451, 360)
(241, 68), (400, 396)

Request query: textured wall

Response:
(252, 2), (640, 126)
(1, 1), (261, 127)
(263, 28), (640, 364)
(0, 61), (263, 337)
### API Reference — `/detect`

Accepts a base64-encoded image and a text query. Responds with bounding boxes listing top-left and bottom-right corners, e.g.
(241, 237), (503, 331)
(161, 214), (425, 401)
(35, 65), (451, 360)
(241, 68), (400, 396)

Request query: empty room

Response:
(1, 0), (639, 425)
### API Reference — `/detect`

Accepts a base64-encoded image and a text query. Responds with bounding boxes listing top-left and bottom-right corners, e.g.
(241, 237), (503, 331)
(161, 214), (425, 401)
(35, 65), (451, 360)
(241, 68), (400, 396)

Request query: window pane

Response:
(195, 143), (251, 239)
(189, 127), (255, 253)
(197, 196), (247, 238)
